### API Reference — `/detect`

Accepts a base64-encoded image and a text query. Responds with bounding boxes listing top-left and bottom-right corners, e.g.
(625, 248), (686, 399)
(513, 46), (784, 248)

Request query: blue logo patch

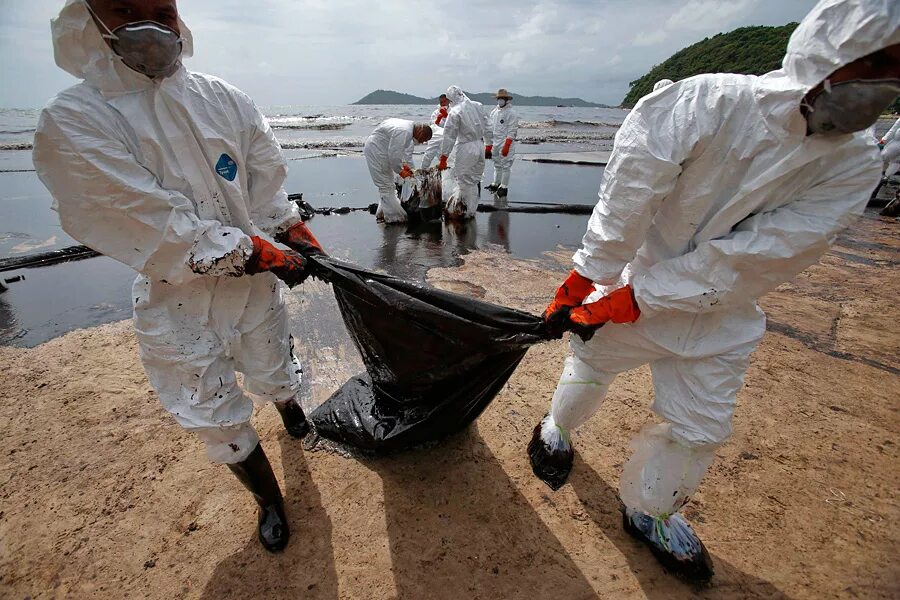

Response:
(215, 153), (237, 181)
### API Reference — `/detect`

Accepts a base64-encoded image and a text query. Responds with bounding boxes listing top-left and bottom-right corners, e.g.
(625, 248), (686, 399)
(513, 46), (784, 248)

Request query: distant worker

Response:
(528, 0), (898, 582)
(880, 116), (900, 177)
(438, 85), (489, 219)
(364, 119), (432, 223)
(432, 94), (450, 127)
(33, 0), (328, 553)
(485, 89), (520, 198)
(422, 95), (450, 169)
(652, 78), (674, 91)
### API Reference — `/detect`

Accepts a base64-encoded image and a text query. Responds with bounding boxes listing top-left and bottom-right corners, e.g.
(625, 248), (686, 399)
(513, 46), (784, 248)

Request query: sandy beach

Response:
(1, 209), (898, 599)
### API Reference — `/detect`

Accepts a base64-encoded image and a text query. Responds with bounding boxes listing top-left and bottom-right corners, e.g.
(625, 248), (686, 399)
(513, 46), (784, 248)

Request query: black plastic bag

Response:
(307, 255), (551, 452)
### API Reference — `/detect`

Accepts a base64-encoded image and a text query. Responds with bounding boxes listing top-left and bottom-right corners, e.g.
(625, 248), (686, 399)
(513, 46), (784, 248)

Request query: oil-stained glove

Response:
(568, 285), (640, 342)
(501, 138), (513, 157)
(399, 164), (414, 179)
(485, 145), (493, 159)
(275, 221), (326, 256)
(437, 155), (449, 171)
(435, 107), (448, 125)
(543, 270), (595, 338)
(245, 236), (310, 288)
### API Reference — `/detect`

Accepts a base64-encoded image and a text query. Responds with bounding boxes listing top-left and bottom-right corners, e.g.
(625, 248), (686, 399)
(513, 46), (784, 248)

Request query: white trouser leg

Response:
(491, 164), (502, 186)
(548, 355), (615, 433)
(619, 423), (718, 517)
(499, 166), (511, 187)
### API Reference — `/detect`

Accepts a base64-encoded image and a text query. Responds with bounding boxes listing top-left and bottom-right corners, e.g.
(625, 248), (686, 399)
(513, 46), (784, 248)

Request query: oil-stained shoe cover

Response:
(622, 508), (714, 583)
(227, 444), (290, 552)
(276, 399), (310, 439)
(527, 414), (574, 490)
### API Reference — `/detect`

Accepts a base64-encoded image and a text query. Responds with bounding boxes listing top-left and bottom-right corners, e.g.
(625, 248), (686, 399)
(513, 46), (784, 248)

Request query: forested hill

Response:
(354, 89), (609, 107)
(622, 23), (798, 107)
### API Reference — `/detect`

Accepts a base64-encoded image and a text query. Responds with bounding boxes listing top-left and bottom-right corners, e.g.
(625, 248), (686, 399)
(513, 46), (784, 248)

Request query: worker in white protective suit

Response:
(880, 117), (900, 176)
(485, 88), (520, 198)
(363, 118), (432, 223)
(437, 85), (489, 220)
(431, 93), (450, 128)
(32, 0), (329, 554)
(528, 0), (899, 582)
(652, 78), (674, 91)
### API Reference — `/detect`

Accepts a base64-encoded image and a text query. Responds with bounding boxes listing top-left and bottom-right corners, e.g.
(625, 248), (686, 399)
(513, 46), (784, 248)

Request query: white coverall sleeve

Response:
(421, 133), (441, 168)
(884, 118), (900, 143)
(485, 109), (495, 148)
(244, 101), (302, 237)
(387, 127), (413, 173)
(633, 158), (880, 317)
(33, 107), (252, 285)
(505, 110), (520, 143)
(440, 111), (459, 157)
(573, 89), (705, 285)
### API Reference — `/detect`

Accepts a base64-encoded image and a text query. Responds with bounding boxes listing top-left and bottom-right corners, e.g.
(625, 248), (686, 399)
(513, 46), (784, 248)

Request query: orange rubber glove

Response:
(501, 138), (513, 157)
(568, 285), (640, 341)
(399, 164), (414, 179)
(543, 270), (595, 337)
(485, 145), (493, 159)
(275, 221), (325, 256)
(435, 107), (448, 125)
(437, 155), (449, 171)
(245, 236), (309, 287)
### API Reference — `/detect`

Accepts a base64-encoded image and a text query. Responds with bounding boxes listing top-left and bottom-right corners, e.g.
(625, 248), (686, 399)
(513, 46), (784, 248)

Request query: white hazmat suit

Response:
(881, 117), (900, 177)
(33, 0), (306, 464)
(487, 102), (520, 193)
(440, 86), (488, 219)
(364, 118), (416, 223)
(544, 0), (892, 521)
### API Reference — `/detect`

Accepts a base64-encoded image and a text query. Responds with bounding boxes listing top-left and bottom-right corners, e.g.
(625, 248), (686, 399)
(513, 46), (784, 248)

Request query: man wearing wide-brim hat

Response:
(486, 88), (520, 198)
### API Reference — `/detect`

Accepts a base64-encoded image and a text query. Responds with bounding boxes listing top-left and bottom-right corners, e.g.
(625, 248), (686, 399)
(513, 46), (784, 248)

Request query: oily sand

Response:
(0, 212), (898, 600)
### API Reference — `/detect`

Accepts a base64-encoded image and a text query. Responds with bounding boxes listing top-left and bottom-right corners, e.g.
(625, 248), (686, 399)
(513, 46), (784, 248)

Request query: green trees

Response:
(622, 23), (798, 107)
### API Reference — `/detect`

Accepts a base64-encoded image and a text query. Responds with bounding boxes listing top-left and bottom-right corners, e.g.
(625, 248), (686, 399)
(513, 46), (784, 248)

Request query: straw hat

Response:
(494, 88), (513, 99)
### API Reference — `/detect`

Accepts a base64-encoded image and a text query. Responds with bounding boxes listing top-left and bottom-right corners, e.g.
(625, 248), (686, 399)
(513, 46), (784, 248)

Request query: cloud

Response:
(666, 0), (755, 32)
(0, 0), (821, 108)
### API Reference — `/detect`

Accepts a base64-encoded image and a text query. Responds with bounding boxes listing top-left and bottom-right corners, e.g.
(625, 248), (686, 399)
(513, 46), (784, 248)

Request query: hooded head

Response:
(652, 79), (674, 92)
(445, 85), (467, 105)
(783, 0), (900, 91)
(51, 0), (194, 95)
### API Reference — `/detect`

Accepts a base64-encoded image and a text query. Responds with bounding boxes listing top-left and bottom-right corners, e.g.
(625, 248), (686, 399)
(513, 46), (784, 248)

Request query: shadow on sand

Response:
(367, 427), (597, 600)
(199, 431), (338, 600)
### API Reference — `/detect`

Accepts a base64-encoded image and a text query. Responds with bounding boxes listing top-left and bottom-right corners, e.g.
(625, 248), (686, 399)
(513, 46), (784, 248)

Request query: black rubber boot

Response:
(275, 399), (310, 439)
(228, 443), (290, 552)
(527, 416), (574, 491)
(486, 183), (499, 193)
(622, 508), (714, 583)
(497, 186), (508, 198)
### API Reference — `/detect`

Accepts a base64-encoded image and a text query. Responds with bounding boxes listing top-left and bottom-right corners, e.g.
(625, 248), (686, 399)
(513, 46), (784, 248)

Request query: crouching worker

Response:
(528, 0), (898, 582)
(32, 0), (328, 553)
(364, 119), (433, 223)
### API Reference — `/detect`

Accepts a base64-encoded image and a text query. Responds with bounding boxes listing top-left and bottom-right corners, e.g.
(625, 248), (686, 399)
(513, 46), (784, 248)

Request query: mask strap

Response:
(83, 0), (117, 40)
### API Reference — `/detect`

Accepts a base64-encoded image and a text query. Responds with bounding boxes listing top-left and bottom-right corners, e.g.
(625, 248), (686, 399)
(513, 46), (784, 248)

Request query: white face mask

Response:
(85, 1), (184, 79)
(498, 99), (508, 108)
(804, 78), (900, 135)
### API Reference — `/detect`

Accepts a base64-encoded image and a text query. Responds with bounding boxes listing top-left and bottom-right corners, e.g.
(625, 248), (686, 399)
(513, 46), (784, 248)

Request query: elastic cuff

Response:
(189, 229), (254, 277)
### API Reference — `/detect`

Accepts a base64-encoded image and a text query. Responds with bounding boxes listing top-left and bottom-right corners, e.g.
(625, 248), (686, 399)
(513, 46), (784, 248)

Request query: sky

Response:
(0, 0), (821, 109)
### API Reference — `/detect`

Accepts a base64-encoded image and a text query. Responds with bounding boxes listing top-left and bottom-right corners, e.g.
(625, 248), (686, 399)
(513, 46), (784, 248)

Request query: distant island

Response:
(353, 90), (610, 108)
(622, 23), (798, 107)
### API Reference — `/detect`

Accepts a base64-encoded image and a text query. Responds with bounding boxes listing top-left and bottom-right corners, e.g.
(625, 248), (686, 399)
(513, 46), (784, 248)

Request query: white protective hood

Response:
(51, 0), (194, 96)
(782, 0), (900, 91)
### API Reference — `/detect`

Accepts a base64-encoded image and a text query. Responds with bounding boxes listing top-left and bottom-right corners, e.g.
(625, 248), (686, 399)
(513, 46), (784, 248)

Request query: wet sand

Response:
(0, 211), (898, 599)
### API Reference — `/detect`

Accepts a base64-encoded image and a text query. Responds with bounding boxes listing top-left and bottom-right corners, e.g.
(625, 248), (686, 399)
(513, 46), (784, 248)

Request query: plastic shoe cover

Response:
(275, 399), (310, 439)
(623, 508), (714, 583)
(527, 413), (574, 490)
